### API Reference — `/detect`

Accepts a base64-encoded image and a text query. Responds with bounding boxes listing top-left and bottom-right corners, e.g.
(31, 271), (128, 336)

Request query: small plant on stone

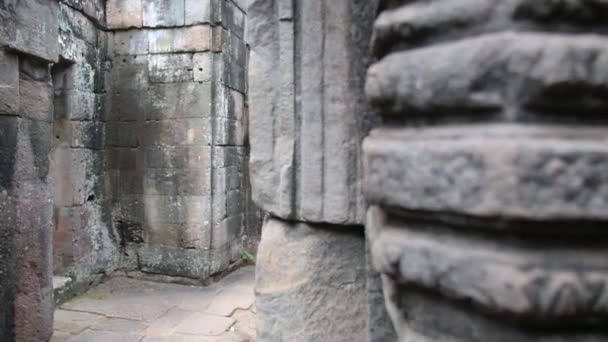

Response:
(242, 250), (255, 264)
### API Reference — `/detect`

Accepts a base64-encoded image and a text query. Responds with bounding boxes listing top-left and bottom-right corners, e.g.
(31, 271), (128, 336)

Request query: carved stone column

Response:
(248, 0), (379, 340)
(364, 1), (608, 341)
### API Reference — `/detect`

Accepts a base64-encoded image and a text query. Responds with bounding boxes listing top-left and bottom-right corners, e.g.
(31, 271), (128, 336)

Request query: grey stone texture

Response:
(0, 1), (61, 340)
(247, 1), (379, 341)
(52, 3), (120, 297)
(1, 1), (260, 339)
(245, 0), (381, 340)
(105, 0), (260, 280)
(364, 0), (608, 341)
(248, 0), (377, 225)
(255, 218), (367, 342)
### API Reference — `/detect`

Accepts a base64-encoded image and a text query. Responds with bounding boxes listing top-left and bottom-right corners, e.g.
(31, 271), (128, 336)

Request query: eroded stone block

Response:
(146, 82), (212, 120)
(148, 53), (193, 83)
(148, 25), (211, 54)
(256, 218), (367, 342)
(185, 0), (213, 25)
(107, 0), (143, 29)
(112, 30), (149, 56)
(143, 0), (185, 27)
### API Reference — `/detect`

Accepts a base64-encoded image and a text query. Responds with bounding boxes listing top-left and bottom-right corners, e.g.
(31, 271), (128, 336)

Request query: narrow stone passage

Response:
(52, 267), (256, 342)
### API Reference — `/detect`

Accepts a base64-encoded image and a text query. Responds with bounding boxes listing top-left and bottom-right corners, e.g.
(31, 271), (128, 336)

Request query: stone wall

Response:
(51, 0), (120, 299)
(248, 0), (377, 340)
(105, 0), (259, 279)
(1, 0), (261, 338)
(364, 0), (608, 341)
(0, 1), (59, 340)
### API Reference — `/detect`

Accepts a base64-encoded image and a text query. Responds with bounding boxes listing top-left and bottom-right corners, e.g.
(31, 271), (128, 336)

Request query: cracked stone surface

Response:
(51, 267), (256, 342)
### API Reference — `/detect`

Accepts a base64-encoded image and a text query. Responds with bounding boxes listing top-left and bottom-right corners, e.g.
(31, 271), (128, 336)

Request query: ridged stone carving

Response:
(364, 0), (608, 341)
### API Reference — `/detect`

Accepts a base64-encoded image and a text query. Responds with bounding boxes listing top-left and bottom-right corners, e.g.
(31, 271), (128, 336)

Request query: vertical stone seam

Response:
(293, 0), (301, 217)
(319, 0), (326, 219)
(207, 1), (218, 277)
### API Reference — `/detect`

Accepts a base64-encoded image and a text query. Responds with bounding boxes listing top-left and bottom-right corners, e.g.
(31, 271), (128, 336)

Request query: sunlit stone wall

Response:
(105, 0), (260, 279)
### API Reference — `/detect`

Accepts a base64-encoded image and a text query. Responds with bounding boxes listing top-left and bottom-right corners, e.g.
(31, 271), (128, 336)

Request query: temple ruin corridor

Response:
(3, 0), (608, 341)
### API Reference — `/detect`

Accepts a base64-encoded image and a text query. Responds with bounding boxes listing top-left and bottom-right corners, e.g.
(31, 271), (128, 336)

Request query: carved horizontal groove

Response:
(373, 0), (608, 57)
(366, 32), (608, 120)
(363, 125), (608, 221)
(383, 207), (608, 237)
(370, 219), (608, 323)
(385, 283), (608, 340)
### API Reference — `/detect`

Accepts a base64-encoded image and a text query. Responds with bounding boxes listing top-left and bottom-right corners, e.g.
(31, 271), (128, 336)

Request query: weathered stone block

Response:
(106, 90), (148, 122)
(212, 214), (242, 249)
(248, 0), (376, 224)
(142, 119), (211, 146)
(112, 30), (149, 56)
(14, 179), (54, 342)
(1, 0), (60, 62)
(214, 117), (245, 146)
(19, 79), (53, 122)
(54, 120), (105, 149)
(364, 125), (608, 221)
(146, 82), (212, 120)
(109, 170), (144, 195)
(58, 63), (96, 92)
(51, 147), (99, 207)
(106, 148), (139, 170)
(143, 0), (185, 27)
(58, 3), (99, 45)
(14, 118), (53, 182)
(226, 190), (243, 216)
(143, 167), (210, 196)
(219, 0), (246, 39)
(111, 56), (149, 91)
(144, 222), (207, 250)
(148, 53), (193, 83)
(0, 49), (19, 115)
(142, 195), (208, 224)
(212, 146), (243, 168)
(105, 121), (139, 148)
(367, 33), (608, 120)
(148, 25), (211, 54)
(184, 0), (213, 25)
(106, 0), (143, 29)
(192, 52), (212, 82)
(54, 90), (98, 121)
(143, 145), (210, 169)
(60, 0), (106, 26)
(256, 218), (367, 342)
(53, 204), (110, 274)
(113, 194), (145, 223)
(137, 245), (209, 279)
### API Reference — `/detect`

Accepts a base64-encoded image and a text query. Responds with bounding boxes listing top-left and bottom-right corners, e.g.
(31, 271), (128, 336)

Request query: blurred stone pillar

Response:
(247, 0), (385, 340)
(365, 1), (608, 341)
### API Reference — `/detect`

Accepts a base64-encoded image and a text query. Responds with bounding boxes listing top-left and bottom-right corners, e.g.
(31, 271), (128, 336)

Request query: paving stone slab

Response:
(91, 318), (148, 333)
(145, 307), (195, 337)
(68, 329), (144, 342)
(206, 289), (254, 317)
(174, 312), (235, 336)
(53, 310), (104, 335)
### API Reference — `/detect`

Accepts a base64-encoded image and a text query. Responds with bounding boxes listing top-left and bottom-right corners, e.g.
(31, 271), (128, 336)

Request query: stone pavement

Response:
(52, 267), (256, 341)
